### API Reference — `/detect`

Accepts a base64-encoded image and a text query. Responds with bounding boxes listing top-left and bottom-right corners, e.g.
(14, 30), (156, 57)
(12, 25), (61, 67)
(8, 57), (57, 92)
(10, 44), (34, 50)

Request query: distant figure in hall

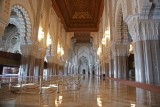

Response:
(92, 70), (95, 75)
(83, 69), (85, 74)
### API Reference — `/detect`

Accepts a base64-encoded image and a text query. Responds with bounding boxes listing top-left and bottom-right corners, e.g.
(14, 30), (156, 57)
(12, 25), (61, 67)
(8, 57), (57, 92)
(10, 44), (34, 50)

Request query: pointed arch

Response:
(11, 5), (32, 45)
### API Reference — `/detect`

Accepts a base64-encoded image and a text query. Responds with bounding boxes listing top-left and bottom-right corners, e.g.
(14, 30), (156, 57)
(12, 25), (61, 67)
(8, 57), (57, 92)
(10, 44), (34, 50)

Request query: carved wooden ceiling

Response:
(52, 0), (104, 32)
(74, 32), (91, 43)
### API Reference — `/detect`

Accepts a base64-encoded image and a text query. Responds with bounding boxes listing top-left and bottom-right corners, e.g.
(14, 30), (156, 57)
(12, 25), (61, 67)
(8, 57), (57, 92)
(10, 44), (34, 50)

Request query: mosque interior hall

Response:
(0, 0), (160, 107)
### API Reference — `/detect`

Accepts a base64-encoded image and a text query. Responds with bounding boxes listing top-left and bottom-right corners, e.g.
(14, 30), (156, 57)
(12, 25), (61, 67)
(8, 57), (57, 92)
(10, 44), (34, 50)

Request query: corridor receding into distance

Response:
(0, 0), (160, 107)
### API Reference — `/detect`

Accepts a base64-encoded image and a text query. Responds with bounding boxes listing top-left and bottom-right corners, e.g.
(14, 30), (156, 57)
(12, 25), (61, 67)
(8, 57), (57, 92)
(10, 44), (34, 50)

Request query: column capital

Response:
(46, 56), (54, 62)
(126, 15), (160, 42)
(64, 63), (68, 67)
(111, 42), (129, 56)
(21, 44), (39, 56)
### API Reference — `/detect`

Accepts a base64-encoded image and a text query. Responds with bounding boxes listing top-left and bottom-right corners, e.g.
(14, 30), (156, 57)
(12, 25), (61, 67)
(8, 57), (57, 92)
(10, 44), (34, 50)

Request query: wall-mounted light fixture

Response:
(46, 32), (52, 56)
(57, 41), (64, 56)
(97, 46), (101, 56)
(102, 28), (110, 45)
(61, 47), (64, 56)
(105, 28), (110, 39)
(46, 32), (52, 47)
(38, 26), (44, 41)
(129, 43), (134, 55)
(57, 42), (61, 54)
(102, 37), (106, 45)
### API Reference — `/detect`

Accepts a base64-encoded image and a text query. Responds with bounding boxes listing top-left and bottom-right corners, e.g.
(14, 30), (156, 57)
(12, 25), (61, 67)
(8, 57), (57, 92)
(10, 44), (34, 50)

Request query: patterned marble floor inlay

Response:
(0, 75), (160, 107)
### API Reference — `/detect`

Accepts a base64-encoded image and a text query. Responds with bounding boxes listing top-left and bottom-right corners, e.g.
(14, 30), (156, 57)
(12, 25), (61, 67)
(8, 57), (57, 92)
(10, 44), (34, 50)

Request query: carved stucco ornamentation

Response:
(115, 0), (129, 44)
(132, 0), (138, 14)
(9, 18), (25, 44)
(141, 20), (160, 40)
(0, 24), (5, 38)
(21, 44), (38, 56)
(5, 29), (21, 53)
(0, 18), (8, 36)
(111, 42), (129, 57)
(12, 5), (32, 45)
(125, 0), (160, 42)
(121, 0), (127, 19)
(127, 15), (160, 42)
(127, 16), (140, 42)
(4, 0), (11, 14)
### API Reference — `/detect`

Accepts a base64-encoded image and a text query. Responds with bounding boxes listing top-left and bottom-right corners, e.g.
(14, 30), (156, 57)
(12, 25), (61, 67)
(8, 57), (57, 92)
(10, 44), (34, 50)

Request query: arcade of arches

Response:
(0, 0), (160, 107)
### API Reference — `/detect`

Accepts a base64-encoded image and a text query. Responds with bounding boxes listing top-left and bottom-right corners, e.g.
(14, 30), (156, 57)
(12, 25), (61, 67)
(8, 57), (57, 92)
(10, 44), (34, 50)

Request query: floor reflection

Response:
(0, 75), (160, 107)
(55, 93), (63, 107)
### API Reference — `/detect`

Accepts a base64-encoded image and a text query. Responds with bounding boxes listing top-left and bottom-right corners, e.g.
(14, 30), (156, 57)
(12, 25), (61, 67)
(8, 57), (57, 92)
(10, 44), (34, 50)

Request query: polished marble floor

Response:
(0, 75), (160, 107)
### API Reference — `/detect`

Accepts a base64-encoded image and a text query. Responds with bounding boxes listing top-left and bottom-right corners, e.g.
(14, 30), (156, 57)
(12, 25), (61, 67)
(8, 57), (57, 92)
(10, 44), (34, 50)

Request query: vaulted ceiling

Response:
(52, 0), (104, 32)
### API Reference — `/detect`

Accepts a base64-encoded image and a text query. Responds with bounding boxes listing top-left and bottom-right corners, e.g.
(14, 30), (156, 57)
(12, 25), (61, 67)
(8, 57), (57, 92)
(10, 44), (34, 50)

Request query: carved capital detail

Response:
(111, 42), (129, 56)
(126, 15), (160, 42)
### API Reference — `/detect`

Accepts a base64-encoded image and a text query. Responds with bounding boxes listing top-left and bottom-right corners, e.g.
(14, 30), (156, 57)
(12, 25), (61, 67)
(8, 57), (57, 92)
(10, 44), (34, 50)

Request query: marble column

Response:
(127, 18), (160, 85)
(54, 63), (57, 75)
(112, 43), (129, 79)
(117, 56), (128, 79)
(58, 65), (61, 75)
(27, 55), (35, 77)
(34, 50), (45, 77)
(109, 58), (114, 77)
(95, 64), (99, 75)
(67, 65), (70, 74)
(64, 65), (68, 76)
(34, 58), (42, 76)
(113, 56), (118, 78)
(62, 66), (65, 75)
(21, 44), (38, 77)
(134, 40), (160, 84)
(89, 65), (92, 75)
(134, 41), (146, 83)
(105, 63), (109, 77)
(122, 56), (129, 79)
(59, 65), (64, 75)
(47, 56), (54, 76)
(109, 59), (111, 77)
(52, 63), (55, 75)
(71, 66), (74, 74)
(55, 63), (58, 75)
(98, 64), (101, 76)
(102, 62), (105, 75)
